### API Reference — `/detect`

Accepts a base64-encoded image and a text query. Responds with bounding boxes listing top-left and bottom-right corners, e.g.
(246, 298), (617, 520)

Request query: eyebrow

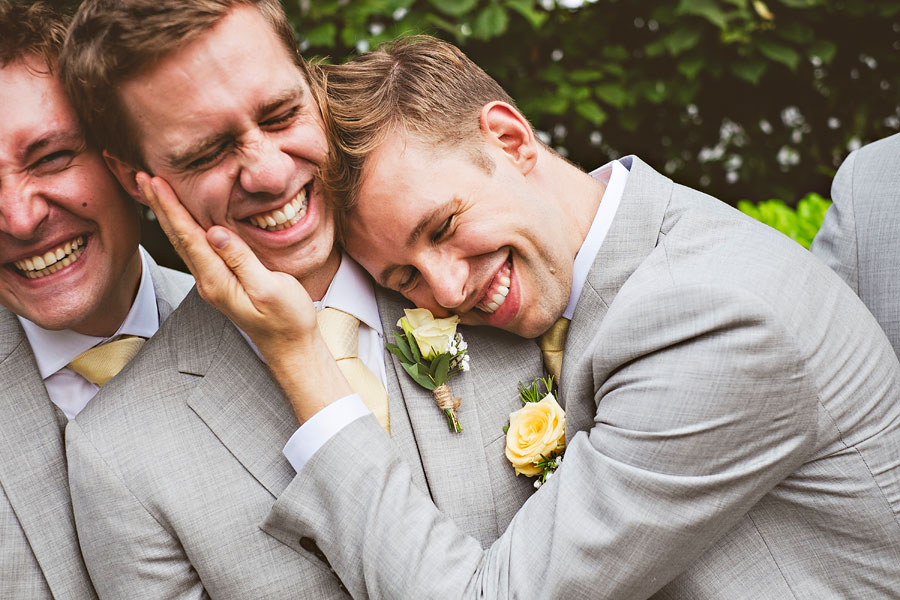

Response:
(23, 130), (82, 160)
(377, 198), (454, 285)
(165, 85), (307, 171)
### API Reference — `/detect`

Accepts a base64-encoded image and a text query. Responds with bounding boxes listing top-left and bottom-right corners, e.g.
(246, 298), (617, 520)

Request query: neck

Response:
(538, 148), (607, 257)
(298, 248), (342, 302)
(73, 249), (144, 337)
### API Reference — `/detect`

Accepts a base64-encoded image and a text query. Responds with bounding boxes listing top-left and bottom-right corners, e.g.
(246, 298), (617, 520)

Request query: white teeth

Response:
(12, 236), (86, 279)
(476, 260), (513, 315)
(247, 188), (310, 231)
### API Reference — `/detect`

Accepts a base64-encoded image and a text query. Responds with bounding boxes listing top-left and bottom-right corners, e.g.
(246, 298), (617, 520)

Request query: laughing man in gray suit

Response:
(61, 2), (543, 598)
(811, 132), (900, 358)
(168, 37), (900, 599)
(0, 3), (192, 597)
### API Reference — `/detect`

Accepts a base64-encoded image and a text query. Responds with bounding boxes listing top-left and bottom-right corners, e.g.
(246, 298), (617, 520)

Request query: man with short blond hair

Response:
(62, 2), (543, 598)
(0, 2), (191, 597)
(176, 37), (900, 599)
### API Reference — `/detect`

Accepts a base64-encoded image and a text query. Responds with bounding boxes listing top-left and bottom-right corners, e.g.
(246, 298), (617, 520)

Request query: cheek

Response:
(284, 120), (327, 162)
(170, 175), (231, 228)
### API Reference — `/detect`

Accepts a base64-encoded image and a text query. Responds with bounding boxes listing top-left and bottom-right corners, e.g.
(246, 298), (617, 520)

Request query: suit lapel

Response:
(145, 256), (192, 324)
(376, 289), (543, 544)
(175, 292), (299, 498)
(562, 157), (674, 441)
(0, 308), (95, 598)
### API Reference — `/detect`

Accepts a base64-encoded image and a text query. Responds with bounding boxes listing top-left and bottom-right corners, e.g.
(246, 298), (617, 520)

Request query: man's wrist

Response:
(267, 332), (353, 424)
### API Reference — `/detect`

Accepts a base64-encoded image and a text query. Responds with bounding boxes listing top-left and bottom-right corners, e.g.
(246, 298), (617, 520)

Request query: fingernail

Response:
(209, 229), (230, 249)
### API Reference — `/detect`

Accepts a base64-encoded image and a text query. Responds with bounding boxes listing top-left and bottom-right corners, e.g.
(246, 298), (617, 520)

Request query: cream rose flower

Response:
(505, 393), (566, 477)
(397, 308), (459, 360)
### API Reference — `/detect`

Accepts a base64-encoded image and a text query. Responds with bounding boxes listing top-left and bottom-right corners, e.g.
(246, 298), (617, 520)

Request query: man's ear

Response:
(480, 102), (538, 175)
(103, 150), (146, 205)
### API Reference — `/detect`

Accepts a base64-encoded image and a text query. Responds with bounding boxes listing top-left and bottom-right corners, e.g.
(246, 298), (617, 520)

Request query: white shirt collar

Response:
(563, 157), (631, 319)
(18, 246), (160, 379)
(316, 252), (382, 335)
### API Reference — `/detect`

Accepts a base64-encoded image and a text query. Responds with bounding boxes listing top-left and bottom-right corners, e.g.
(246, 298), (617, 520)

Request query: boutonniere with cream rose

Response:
(504, 376), (566, 489)
(386, 308), (470, 433)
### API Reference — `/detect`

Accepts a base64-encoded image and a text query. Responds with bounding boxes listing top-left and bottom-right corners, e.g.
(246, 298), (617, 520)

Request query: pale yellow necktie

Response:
(67, 335), (146, 387)
(317, 307), (390, 433)
(537, 317), (570, 383)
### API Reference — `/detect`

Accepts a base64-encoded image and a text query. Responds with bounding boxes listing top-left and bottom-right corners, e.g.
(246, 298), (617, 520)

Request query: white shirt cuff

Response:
(282, 394), (370, 473)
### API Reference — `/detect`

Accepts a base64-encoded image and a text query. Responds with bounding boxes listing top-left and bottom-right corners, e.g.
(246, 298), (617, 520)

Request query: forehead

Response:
(118, 5), (308, 158)
(0, 58), (78, 158)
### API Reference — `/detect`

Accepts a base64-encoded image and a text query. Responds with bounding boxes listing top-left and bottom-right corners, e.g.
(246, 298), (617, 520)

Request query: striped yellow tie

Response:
(537, 317), (570, 383)
(317, 307), (390, 433)
(67, 335), (146, 387)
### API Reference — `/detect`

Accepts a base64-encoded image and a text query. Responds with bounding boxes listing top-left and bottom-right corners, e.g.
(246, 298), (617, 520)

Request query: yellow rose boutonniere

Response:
(387, 308), (470, 433)
(504, 377), (566, 487)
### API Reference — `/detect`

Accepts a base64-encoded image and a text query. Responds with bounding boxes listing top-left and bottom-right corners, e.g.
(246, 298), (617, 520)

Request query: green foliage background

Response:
(46, 0), (897, 263)
(283, 0), (899, 208)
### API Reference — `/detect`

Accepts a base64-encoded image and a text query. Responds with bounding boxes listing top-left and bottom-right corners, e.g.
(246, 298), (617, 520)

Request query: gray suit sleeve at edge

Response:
(811, 150), (860, 293)
(66, 421), (209, 600)
(262, 284), (818, 600)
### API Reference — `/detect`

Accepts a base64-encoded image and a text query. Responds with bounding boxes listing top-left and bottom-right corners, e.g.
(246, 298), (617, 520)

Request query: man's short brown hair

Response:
(61, 0), (310, 169)
(318, 35), (519, 219)
(0, 1), (69, 72)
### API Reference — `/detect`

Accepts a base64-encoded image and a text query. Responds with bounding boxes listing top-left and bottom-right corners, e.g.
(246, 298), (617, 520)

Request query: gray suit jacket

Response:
(66, 284), (543, 598)
(811, 132), (900, 358)
(263, 157), (900, 599)
(0, 257), (191, 599)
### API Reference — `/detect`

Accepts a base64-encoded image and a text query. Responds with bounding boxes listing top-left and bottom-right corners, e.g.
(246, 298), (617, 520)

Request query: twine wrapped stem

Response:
(433, 383), (462, 433)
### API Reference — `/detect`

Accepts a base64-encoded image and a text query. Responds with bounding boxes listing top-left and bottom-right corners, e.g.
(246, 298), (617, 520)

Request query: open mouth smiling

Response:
(11, 235), (88, 279)
(475, 258), (511, 315)
(243, 185), (309, 232)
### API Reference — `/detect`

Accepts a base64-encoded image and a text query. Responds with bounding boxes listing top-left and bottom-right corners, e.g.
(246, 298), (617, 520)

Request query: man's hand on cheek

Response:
(136, 173), (352, 422)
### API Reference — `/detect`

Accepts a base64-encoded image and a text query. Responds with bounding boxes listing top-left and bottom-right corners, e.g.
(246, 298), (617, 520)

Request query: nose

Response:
(0, 179), (50, 240)
(237, 134), (292, 197)
(420, 254), (469, 310)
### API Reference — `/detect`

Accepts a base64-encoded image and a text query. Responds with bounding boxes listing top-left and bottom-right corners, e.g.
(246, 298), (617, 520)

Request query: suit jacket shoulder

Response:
(812, 132), (900, 357)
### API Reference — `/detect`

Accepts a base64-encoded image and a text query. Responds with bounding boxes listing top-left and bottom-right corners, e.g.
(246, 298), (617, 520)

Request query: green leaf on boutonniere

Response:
(434, 353), (450, 383)
(391, 331), (413, 363)
(407, 330), (422, 363)
(402, 362), (436, 391)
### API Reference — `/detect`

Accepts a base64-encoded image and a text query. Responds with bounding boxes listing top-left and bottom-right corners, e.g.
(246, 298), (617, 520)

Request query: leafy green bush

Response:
(738, 192), (831, 248)
(284, 0), (900, 207)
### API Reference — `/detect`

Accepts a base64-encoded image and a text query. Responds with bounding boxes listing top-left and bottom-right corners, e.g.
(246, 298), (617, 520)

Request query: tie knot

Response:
(538, 317), (570, 354)
(316, 307), (360, 361)
(538, 317), (570, 383)
(67, 335), (146, 387)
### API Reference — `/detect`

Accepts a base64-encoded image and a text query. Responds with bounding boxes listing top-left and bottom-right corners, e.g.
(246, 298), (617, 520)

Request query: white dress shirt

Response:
(18, 246), (161, 420)
(282, 159), (632, 474)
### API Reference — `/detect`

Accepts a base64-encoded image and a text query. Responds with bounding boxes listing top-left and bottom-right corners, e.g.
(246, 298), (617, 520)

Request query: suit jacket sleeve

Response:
(263, 283), (819, 599)
(811, 150), (860, 293)
(66, 421), (209, 600)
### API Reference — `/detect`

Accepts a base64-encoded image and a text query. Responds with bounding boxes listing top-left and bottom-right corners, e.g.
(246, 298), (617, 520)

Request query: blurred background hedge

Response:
(51, 0), (900, 262)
